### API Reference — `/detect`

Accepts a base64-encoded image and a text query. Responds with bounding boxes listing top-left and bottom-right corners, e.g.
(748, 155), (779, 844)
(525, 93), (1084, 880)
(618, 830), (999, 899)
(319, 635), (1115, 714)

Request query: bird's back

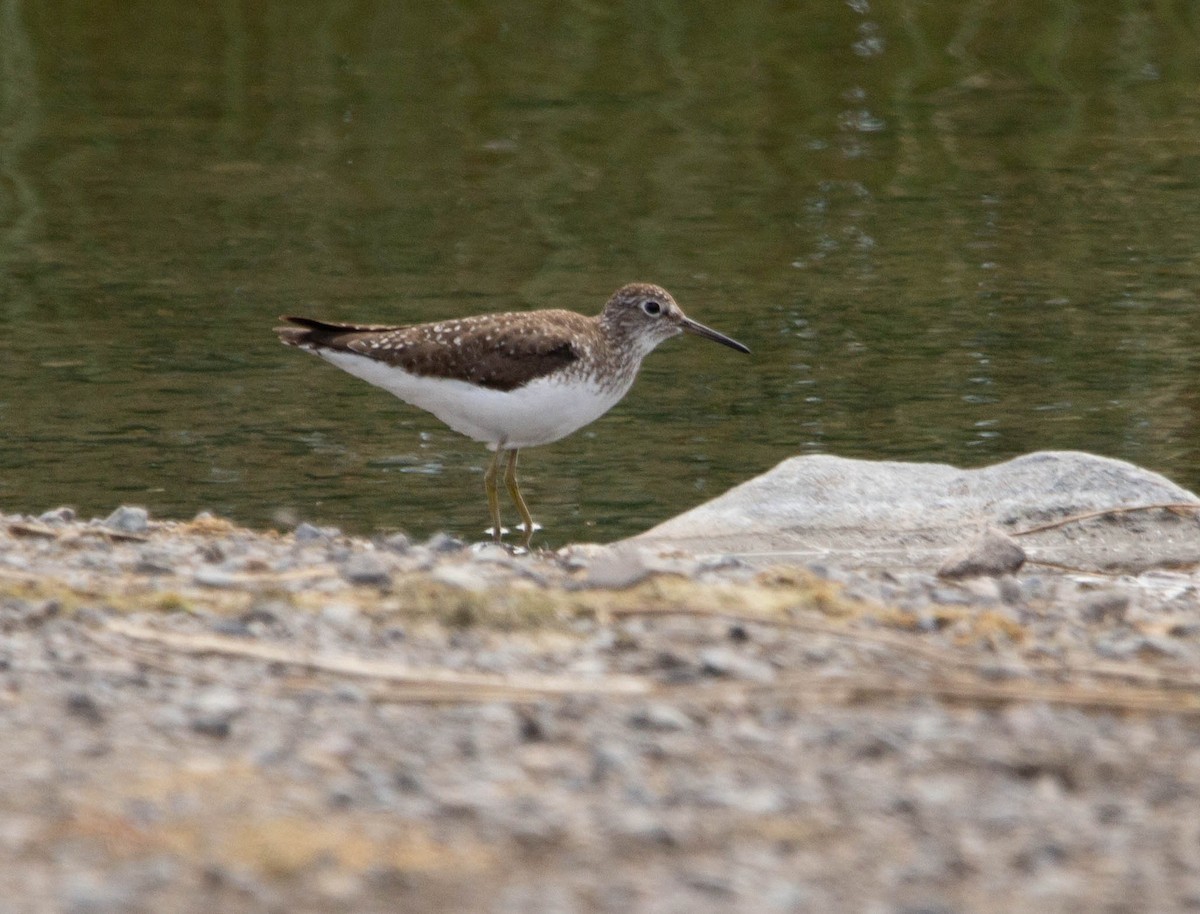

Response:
(276, 309), (600, 393)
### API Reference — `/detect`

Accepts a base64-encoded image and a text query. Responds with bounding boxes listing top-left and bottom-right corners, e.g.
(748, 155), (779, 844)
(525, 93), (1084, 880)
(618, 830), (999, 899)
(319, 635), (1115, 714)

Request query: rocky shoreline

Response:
(4, 451), (1200, 912)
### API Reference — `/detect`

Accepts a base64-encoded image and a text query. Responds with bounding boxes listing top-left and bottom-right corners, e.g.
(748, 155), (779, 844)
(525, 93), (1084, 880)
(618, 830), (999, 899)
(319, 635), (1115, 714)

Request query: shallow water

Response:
(1, 1), (1198, 544)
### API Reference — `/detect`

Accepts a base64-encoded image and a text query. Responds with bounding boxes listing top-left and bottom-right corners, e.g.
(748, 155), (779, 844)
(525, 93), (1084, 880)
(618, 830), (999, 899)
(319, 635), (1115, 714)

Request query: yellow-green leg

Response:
(504, 448), (536, 546)
(483, 448), (504, 542)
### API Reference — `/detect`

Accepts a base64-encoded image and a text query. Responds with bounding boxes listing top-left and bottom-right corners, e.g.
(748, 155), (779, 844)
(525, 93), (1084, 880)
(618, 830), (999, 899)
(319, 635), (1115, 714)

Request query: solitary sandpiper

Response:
(275, 282), (749, 545)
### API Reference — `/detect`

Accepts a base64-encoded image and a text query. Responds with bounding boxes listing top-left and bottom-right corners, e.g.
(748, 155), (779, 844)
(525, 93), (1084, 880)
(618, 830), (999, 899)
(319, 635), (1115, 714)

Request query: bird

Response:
(275, 282), (749, 546)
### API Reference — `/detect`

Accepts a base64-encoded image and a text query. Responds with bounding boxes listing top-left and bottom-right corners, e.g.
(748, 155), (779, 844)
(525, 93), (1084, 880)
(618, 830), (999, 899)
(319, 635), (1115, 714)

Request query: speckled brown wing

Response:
(276, 311), (588, 393)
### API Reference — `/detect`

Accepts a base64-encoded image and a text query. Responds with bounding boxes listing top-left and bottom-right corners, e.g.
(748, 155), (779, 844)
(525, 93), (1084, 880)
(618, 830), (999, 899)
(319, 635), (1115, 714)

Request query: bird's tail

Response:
(274, 316), (401, 350)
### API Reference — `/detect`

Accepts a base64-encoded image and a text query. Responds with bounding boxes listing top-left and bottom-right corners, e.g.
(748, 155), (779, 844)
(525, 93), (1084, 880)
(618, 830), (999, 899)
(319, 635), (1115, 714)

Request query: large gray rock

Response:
(628, 451), (1200, 573)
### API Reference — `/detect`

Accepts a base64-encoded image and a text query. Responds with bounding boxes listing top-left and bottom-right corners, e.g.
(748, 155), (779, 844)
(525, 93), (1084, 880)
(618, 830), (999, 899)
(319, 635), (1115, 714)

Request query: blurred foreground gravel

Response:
(2, 507), (1200, 913)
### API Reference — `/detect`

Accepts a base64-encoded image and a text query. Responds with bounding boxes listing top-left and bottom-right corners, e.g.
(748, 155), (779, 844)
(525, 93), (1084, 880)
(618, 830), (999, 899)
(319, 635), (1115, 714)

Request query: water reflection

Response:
(0, 1), (1197, 543)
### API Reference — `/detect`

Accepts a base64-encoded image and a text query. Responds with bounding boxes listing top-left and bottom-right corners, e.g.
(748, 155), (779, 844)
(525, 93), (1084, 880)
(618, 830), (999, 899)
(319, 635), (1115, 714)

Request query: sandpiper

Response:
(275, 282), (749, 545)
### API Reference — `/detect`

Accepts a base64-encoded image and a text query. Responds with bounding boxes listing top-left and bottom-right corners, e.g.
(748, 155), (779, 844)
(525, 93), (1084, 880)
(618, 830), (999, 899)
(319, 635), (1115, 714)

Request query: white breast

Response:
(315, 349), (633, 450)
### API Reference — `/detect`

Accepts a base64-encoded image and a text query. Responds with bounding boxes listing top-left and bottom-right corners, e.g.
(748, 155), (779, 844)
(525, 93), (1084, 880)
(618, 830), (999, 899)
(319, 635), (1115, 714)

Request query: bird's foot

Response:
(516, 521), (543, 550)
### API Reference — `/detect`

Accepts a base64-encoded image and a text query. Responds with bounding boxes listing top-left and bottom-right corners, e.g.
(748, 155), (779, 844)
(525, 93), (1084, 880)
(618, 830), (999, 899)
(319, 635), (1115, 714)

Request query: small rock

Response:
(188, 687), (244, 738)
(65, 690), (105, 725)
(1007, 576), (1052, 606)
(37, 506), (76, 525)
(294, 522), (339, 542)
(517, 707), (554, 742)
(590, 744), (634, 784)
(430, 563), (490, 592)
(685, 872), (735, 896)
(1138, 636), (1188, 659)
(582, 547), (653, 589)
(393, 765), (424, 793)
(332, 683), (366, 703)
(607, 808), (677, 846)
(628, 703), (692, 732)
(195, 540), (224, 563)
(1093, 634), (1185, 660)
(379, 532), (412, 554)
(1167, 620), (1200, 638)
(1080, 590), (1131, 624)
(192, 567), (239, 589)
(653, 650), (692, 675)
(209, 618), (253, 637)
(310, 730), (358, 763)
(937, 527), (1026, 579)
(929, 585), (992, 606)
(240, 602), (283, 626)
(315, 869), (364, 903)
(425, 532), (465, 553)
(320, 602), (362, 628)
(996, 575), (1026, 606)
(339, 553), (391, 587)
(133, 549), (175, 576)
(470, 542), (515, 565)
(60, 872), (135, 914)
(698, 647), (775, 683)
(104, 505), (149, 534)
(7, 599), (62, 627)
(1093, 635), (1136, 659)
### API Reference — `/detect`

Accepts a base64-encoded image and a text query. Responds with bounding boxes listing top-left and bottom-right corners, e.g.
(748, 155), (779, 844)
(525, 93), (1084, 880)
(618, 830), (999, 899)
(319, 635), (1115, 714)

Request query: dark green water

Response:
(1, 1), (1198, 544)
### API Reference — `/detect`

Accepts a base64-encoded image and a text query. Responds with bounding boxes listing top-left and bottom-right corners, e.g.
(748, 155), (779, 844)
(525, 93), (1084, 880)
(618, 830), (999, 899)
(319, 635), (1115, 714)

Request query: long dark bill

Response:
(680, 316), (750, 354)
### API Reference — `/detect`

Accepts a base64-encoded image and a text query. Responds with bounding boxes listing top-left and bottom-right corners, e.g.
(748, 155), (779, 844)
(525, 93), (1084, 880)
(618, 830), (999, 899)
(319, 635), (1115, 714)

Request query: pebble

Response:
(379, 532), (412, 554)
(1080, 590), (1131, 623)
(425, 532), (465, 553)
(198, 541), (225, 563)
(582, 547), (653, 589)
(315, 869), (364, 903)
(607, 808), (677, 846)
(698, 647), (775, 683)
(208, 618), (253, 637)
(240, 602), (284, 626)
(430, 563), (490, 592)
(65, 690), (105, 725)
(590, 744), (634, 784)
(133, 549), (175, 576)
(928, 585), (989, 606)
(937, 527), (1026, 579)
(187, 687), (244, 738)
(192, 567), (239, 589)
(38, 506), (76, 525)
(627, 703), (693, 732)
(470, 542), (515, 565)
(103, 505), (149, 534)
(320, 602), (363, 629)
(339, 553), (392, 587)
(1093, 635), (1156, 661)
(996, 575), (1026, 606)
(294, 522), (339, 542)
(60, 872), (135, 914)
(332, 683), (367, 704)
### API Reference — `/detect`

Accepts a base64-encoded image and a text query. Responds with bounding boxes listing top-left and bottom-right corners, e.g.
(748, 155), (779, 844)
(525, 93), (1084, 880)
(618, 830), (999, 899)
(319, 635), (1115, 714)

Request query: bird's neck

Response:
(597, 313), (662, 363)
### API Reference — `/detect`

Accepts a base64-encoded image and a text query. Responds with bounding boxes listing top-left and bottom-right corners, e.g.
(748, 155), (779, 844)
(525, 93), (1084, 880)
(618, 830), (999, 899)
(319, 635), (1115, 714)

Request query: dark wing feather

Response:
(276, 312), (585, 393)
(274, 316), (402, 348)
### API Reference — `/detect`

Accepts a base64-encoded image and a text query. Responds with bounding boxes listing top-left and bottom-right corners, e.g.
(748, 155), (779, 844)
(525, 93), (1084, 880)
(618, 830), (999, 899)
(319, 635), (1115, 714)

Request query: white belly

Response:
(316, 349), (631, 449)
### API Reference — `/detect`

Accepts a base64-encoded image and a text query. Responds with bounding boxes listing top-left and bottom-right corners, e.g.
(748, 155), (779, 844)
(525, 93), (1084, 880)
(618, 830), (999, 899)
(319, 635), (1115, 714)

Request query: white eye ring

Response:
(641, 299), (662, 316)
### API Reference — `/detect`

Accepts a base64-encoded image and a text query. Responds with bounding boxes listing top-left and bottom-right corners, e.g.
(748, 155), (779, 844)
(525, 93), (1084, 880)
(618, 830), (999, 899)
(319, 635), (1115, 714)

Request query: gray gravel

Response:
(2, 506), (1200, 913)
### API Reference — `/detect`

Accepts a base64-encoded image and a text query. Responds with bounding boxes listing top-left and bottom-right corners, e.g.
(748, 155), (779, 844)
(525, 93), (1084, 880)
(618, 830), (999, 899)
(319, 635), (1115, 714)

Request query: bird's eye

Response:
(642, 300), (662, 316)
